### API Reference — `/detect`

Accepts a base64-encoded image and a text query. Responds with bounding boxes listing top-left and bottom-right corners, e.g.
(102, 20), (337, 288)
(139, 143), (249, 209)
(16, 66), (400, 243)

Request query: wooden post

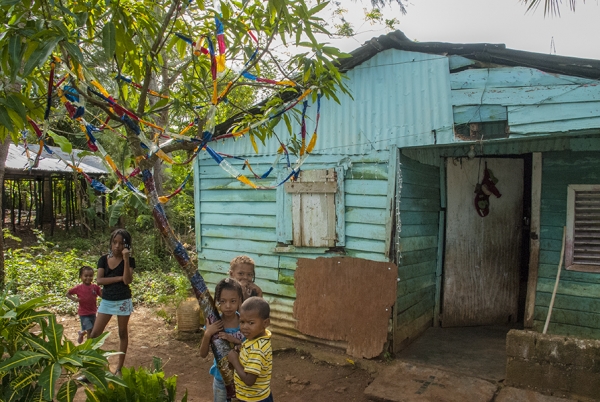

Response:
(10, 180), (15, 232)
(26, 180), (33, 225)
(524, 152), (542, 328)
(65, 179), (70, 230)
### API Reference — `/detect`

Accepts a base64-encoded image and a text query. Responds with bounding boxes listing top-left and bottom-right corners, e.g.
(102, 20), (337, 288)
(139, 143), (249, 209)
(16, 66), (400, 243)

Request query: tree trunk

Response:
(0, 139), (11, 289)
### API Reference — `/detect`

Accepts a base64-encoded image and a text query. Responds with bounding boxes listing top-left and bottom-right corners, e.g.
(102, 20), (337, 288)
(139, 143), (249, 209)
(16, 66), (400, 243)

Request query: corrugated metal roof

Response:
(205, 48), (454, 157)
(5, 144), (107, 177)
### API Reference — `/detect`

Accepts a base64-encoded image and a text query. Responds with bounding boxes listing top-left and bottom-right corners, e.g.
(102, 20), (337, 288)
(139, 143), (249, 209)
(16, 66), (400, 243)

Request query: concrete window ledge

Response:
(506, 329), (600, 401)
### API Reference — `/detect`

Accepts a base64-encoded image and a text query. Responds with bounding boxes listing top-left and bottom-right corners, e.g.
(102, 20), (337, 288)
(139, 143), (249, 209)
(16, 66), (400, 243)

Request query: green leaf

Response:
(105, 371), (127, 387)
(57, 354), (82, 367)
(84, 386), (101, 402)
(56, 379), (77, 402)
(8, 368), (38, 393)
(46, 315), (64, 356)
(47, 131), (73, 153)
(39, 363), (62, 401)
(0, 351), (46, 371)
(0, 105), (15, 133)
(78, 349), (108, 366)
(22, 36), (62, 77)
(24, 337), (54, 359)
(81, 366), (108, 390)
(6, 93), (28, 122)
(62, 41), (84, 65)
(8, 34), (22, 81)
(108, 198), (125, 227)
(102, 21), (116, 61)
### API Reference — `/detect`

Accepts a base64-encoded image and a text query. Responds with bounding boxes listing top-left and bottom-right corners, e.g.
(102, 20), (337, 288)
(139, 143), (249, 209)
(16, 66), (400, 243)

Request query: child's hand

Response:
(218, 332), (240, 344)
(122, 247), (130, 257)
(245, 282), (263, 298)
(204, 320), (224, 337)
(227, 349), (239, 364)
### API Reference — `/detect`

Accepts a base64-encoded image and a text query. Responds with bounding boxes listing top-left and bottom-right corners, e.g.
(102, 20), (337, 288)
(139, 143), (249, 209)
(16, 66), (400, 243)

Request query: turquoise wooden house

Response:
(194, 30), (600, 353)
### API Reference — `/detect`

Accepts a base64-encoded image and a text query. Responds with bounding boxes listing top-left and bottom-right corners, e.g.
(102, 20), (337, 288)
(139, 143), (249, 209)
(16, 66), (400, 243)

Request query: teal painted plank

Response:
(510, 116), (600, 134)
(400, 156), (440, 175)
(202, 225), (276, 242)
(509, 102), (600, 125)
(345, 237), (386, 254)
(570, 137), (600, 151)
(399, 224), (439, 237)
(276, 170), (292, 244)
(347, 164), (388, 180)
(453, 85), (600, 107)
(540, 238), (563, 252)
(400, 183), (440, 200)
(450, 67), (595, 90)
(200, 190), (276, 202)
(345, 207), (387, 223)
(453, 105), (508, 125)
(541, 198), (567, 211)
(399, 198), (440, 212)
(344, 250), (390, 262)
(201, 272), (296, 298)
(541, 226), (567, 241)
(397, 272), (436, 296)
(278, 256), (298, 270)
(399, 236), (438, 252)
(194, 160), (202, 253)
(345, 180), (388, 196)
(197, 258), (279, 281)
(346, 194), (387, 209)
(401, 168), (441, 187)
(532, 320), (600, 339)
(534, 306), (600, 330)
(396, 285), (435, 313)
(538, 264), (600, 284)
(198, 248), (280, 270)
(540, 212), (566, 227)
(199, 178), (274, 190)
(346, 222), (387, 241)
(398, 260), (437, 281)
(396, 294), (435, 326)
(537, 277), (600, 298)
(201, 202), (276, 215)
(539, 250), (562, 265)
(399, 211), (439, 225)
(536, 292), (600, 313)
(448, 55), (475, 71)
(400, 248), (438, 267)
(201, 213), (276, 228)
(201, 237), (274, 255)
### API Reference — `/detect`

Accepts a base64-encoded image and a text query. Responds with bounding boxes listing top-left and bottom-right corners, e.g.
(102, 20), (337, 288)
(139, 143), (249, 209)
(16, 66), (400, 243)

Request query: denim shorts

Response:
(212, 378), (227, 402)
(98, 299), (133, 316)
(80, 315), (96, 331)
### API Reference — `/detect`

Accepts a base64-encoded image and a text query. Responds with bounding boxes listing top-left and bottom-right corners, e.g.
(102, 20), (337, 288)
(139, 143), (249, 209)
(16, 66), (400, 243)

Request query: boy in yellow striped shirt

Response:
(227, 297), (273, 402)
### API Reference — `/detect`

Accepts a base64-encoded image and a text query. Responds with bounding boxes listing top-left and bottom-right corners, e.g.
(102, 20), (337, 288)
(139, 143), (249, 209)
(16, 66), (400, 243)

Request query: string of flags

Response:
(22, 2), (322, 203)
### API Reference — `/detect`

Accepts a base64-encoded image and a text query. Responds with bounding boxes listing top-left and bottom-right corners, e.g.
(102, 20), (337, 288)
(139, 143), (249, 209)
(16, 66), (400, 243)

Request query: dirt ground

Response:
(59, 306), (374, 401)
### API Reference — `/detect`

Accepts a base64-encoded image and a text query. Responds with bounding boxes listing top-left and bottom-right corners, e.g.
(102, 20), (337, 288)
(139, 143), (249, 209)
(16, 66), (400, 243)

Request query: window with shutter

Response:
(565, 184), (600, 273)
(276, 168), (345, 249)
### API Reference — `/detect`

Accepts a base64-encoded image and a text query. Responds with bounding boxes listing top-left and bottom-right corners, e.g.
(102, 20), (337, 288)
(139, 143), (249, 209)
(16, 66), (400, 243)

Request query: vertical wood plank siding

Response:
(194, 151), (391, 340)
(394, 154), (440, 349)
(535, 151), (600, 338)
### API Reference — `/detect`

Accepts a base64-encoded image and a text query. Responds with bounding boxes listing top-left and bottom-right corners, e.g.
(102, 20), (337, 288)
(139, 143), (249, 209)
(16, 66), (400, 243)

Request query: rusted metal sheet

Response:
(294, 256), (397, 358)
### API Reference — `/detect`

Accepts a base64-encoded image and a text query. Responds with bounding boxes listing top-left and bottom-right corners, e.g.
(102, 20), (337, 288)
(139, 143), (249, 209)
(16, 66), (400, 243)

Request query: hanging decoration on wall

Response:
(474, 161), (502, 217)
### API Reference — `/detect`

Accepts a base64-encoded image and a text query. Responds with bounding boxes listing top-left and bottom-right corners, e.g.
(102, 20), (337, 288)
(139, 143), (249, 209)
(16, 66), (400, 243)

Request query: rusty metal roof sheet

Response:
(5, 143), (107, 177)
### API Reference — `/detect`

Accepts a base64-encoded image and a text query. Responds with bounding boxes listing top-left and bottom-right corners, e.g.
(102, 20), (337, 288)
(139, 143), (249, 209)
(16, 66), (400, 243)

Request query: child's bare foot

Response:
(77, 330), (85, 344)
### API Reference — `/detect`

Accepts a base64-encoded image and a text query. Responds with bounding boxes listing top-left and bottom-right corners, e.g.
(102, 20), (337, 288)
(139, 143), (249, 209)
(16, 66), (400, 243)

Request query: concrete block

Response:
(364, 362), (498, 402)
(506, 358), (572, 393)
(570, 366), (600, 400)
(495, 387), (575, 402)
(506, 329), (536, 359)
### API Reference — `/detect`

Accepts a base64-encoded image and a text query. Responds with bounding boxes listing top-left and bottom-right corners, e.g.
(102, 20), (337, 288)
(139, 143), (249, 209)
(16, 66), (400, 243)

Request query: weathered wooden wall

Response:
(394, 154), (440, 351)
(535, 151), (600, 338)
(451, 66), (600, 137)
(194, 150), (392, 342)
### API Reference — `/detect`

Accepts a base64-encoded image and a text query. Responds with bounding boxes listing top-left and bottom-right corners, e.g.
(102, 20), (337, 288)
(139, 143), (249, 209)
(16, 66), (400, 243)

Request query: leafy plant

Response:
(0, 293), (125, 401)
(85, 357), (187, 402)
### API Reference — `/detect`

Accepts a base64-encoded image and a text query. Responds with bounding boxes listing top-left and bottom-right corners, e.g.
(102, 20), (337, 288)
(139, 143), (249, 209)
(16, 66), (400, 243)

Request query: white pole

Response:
(543, 226), (566, 334)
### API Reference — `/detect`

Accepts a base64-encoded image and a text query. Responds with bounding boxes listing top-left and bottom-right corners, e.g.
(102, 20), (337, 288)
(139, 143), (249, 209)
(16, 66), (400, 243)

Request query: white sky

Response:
(326, 0), (600, 60)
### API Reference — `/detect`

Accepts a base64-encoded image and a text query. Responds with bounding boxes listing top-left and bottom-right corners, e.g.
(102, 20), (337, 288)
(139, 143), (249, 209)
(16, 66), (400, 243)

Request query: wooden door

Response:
(443, 158), (523, 327)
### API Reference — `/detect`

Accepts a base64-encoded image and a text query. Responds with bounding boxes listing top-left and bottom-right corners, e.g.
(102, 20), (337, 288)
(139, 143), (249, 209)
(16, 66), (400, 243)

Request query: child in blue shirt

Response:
(200, 278), (245, 402)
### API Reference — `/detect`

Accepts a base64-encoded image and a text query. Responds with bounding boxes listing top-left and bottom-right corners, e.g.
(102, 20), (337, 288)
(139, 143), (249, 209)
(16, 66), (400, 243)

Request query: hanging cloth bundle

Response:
(473, 161), (501, 217)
